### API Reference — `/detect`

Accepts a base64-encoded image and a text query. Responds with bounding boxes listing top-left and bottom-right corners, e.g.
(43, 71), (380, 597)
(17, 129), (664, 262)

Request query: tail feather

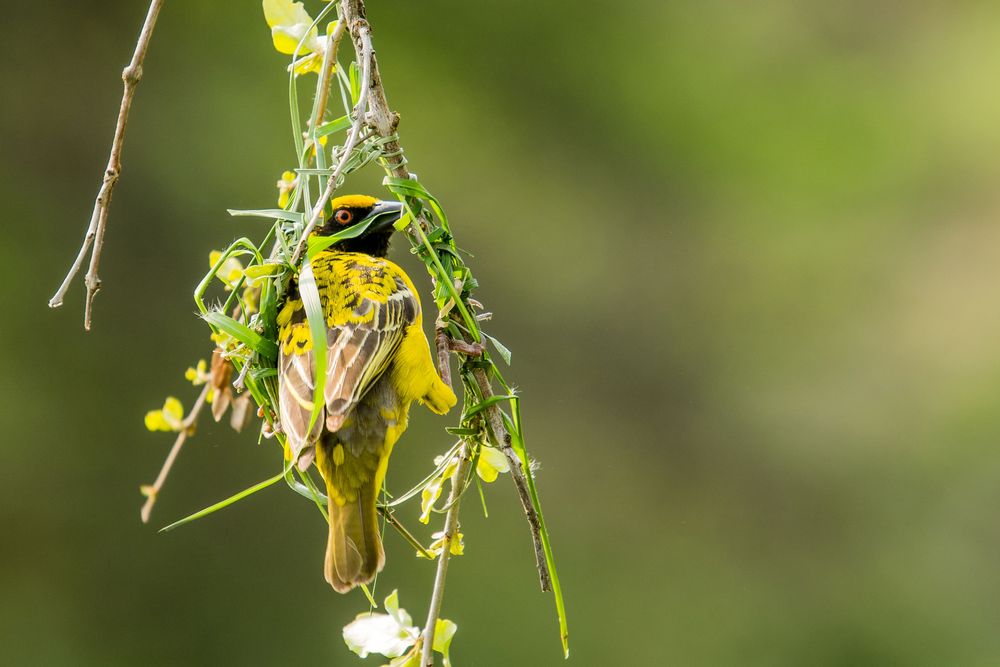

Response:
(324, 479), (384, 593)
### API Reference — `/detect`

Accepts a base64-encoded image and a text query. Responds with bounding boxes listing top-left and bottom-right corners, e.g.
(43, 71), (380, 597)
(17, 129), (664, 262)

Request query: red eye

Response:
(335, 209), (353, 225)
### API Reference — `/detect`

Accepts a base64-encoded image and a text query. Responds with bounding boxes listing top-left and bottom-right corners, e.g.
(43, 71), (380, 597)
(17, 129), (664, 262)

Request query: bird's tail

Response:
(323, 476), (384, 593)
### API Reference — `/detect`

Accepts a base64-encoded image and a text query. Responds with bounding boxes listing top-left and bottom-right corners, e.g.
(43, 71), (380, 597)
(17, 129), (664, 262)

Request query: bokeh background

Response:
(4, 1), (1000, 665)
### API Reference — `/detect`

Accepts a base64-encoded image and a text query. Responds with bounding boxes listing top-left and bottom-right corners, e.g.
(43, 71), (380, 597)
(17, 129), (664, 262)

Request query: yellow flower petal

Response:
(262, 0), (313, 31)
(291, 51), (324, 75)
(419, 476), (444, 525)
(209, 251), (244, 286)
(272, 24), (319, 55)
(144, 410), (170, 432)
(419, 457), (458, 524)
(276, 170), (297, 208)
(163, 397), (184, 421)
(475, 445), (510, 483)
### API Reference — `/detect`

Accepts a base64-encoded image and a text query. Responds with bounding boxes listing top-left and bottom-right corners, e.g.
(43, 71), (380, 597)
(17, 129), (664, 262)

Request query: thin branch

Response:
(434, 327), (452, 390)
(420, 444), (471, 667)
(140, 384), (210, 524)
(338, 0), (552, 592)
(49, 0), (165, 330)
(312, 19), (346, 130)
(472, 368), (551, 591)
(290, 25), (373, 265)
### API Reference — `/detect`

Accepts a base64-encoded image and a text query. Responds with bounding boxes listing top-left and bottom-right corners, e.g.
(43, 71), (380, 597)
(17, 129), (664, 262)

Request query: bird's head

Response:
(313, 194), (404, 257)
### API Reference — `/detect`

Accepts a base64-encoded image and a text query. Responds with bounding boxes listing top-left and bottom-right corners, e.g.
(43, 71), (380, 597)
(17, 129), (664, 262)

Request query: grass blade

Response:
(159, 471), (285, 533)
(298, 257), (327, 434)
(203, 312), (278, 361)
(227, 208), (305, 223)
(504, 401), (569, 657)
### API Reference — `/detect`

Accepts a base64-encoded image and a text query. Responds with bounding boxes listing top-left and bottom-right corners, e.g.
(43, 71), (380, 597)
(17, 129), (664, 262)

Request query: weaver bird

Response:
(277, 194), (457, 592)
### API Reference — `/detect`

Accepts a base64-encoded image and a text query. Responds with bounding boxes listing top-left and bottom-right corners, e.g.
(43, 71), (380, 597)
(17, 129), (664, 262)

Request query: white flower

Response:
(343, 590), (420, 660)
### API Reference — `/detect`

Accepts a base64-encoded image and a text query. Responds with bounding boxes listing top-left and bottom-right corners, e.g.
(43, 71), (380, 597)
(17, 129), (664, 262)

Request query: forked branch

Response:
(338, 0), (553, 660)
(49, 0), (165, 330)
(338, 0), (551, 590)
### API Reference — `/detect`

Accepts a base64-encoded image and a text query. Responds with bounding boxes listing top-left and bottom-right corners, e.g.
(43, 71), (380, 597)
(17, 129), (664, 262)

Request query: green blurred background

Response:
(4, 1), (1000, 665)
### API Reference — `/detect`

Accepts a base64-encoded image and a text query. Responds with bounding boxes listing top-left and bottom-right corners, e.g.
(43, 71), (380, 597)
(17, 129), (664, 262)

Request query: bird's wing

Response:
(322, 260), (418, 431)
(278, 321), (323, 461)
(277, 255), (419, 458)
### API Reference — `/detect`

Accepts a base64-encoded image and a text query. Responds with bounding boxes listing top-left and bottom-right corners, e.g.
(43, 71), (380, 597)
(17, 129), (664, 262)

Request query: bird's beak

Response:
(360, 200), (405, 233)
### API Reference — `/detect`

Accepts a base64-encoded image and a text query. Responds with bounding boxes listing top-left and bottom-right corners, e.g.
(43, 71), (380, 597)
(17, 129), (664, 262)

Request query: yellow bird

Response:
(277, 194), (456, 592)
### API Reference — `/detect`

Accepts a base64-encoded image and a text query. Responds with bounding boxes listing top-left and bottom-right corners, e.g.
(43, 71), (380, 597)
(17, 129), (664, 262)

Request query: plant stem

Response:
(420, 444), (471, 667)
(290, 25), (373, 265)
(49, 0), (165, 330)
(338, 0), (552, 591)
(140, 383), (209, 523)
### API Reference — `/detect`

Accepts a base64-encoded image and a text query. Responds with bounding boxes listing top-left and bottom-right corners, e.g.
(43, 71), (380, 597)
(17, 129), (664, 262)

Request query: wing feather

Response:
(279, 256), (419, 451)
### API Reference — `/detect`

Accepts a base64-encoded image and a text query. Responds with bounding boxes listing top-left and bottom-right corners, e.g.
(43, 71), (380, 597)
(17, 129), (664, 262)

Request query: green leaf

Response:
(227, 208), (305, 223)
(159, 471), (284, 532)
(285, 465), (330, 506)
(382, 176), (450, 232)
(433, 618), (457, 667)
(306, 217), (374, 256)
(393, 208), (413, 231)
(349, 61), (360, 104)
(242, 263), (286, 282)
(444, 426), (480, 436)
(463, 394), (516, 420)
(203, 312), (278, 361)
(298, 257), (327, 435)
(502, 403), (569, 657)
(315, 114), (352, 137)
(483, 333), (512, 365)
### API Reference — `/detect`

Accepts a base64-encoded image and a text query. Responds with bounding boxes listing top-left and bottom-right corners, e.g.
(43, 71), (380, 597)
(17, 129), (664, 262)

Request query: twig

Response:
(434, 328), (452, 389)
(312, 20), (346, 130)
(420, 444), (471, 667)
(472, 368), (551, 590)
(140, 384), (209, 523)
(378, 507), (434, 560)
(290, 24), (373, 265)
(48, 0), (165, 330)
(338, 0), (552, 591)
(446, 339), (485, 356)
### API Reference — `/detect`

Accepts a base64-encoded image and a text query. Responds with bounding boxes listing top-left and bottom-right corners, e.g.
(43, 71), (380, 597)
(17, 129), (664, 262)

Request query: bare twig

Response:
(472, 368), (551, 591)
(420, 444), (471, 667)
(434, 327), (452, 389)
(312, 20), (346, 130)
(339, 0), (552, 592)
(447, 339), (485, 357)
(49, 0), (165, 329)
(140, 383), (210, 524)
(290, 24), (373, 265)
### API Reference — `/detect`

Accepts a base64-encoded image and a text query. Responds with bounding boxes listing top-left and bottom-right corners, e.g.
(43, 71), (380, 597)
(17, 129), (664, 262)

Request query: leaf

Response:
(306, 217), (374, 256)
(349, 61), (360, 104)
(284, 468), (328, 503)
(298, 258), (327, 434)
(203, 312), (278, 361)
(393, 208), (413, 231)
(315, 114), (352, 137)
(502, 403), (569, 657)
(433, 618), (458, 667)
(444, 426), (480, 436)
(227, 208), (305, 223)
(242, 263), (286, 282)
(462, 394), (515, 420)
(483, 332), (512, 365)
(382, 176), (450, 232)
(159, 471), (285, 532)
